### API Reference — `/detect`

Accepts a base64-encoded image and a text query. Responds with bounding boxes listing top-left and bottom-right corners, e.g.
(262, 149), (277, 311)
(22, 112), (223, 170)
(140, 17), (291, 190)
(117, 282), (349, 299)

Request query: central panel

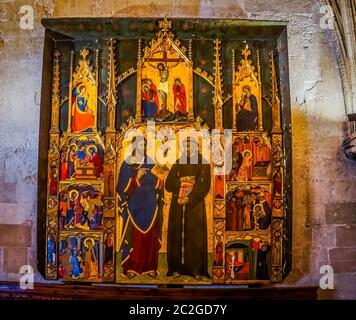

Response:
(116, 20), (212, 283)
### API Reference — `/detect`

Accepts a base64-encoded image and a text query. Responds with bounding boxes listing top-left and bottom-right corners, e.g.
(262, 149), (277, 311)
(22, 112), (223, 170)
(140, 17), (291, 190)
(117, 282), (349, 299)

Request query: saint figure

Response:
(67, 144), (77, 178)
(236, 85), (258, 132)
(156, 63), (174, 121)
(165, 138), (211, 280)
(60, 150), (68, 180)
(214, 233), (223, 266)
(117, 137), (164, 279)
(142, 78), (159, 119)
(88, 146), (103, 178)
(173, 78), (186, 114)
(71, 85), (95, 133)
(70, 250), (83, 278)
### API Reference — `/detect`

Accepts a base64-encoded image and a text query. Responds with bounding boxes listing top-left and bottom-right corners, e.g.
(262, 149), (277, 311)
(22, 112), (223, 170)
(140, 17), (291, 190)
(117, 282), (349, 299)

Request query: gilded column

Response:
(213, 39), (223, 130)
(135, 39), (142, 123)
(45, 49), (61, 279)
(103, 39), (117, 282)
(212, 39), (226, 283)
(270, 50), (284, 282)
(257, 50), (264, 132)
(232, 49), (237, 133)
(67, 51), (74, 133)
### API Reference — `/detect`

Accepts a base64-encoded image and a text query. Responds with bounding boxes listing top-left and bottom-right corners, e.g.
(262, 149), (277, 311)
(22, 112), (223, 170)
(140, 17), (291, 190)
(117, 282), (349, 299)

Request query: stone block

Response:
(326, 202), (356, 225)
(312, 226), (336, 248)
(0, 182), (17, 203)
(0, 224), (31, 247)
(112, 0), (171, 17)
(332, 261), (356, 273)
(198, 0), (245, 18)
(3, 247), (28, 273)
(173, 0), (201, 17)
(243, 0), (316, 15)
(332, 182), (356, 202)
(53, 0), (92, 17)
(329, 248), (356, 261)
(309, 181), (334, 204)
(336, 226), (356, 247)
(332, 273), (356, 299)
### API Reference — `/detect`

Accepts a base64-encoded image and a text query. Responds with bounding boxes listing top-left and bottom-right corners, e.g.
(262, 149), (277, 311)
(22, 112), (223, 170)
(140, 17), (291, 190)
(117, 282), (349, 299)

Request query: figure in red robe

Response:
(60, 151), (68, 180)
(214, 234), (223, 266)
(49, 164), (58, 197)
(67, 145), (77, 178)
(214, 175), (224, 199)
(173, 78), (187, 114)
(117, 138), (164, 279)
(227, 197), (238, 231)
(88, 147), (103, 178)
(71, 85), (95, 133)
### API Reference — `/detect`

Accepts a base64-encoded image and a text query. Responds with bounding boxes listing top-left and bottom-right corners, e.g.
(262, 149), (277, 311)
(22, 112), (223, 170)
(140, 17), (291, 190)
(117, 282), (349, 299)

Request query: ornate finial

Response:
(54, 49), (61, 60)
(159, 17), (172, 32)
(156, 18), (174, 38)
(50, 49), (61, 133)
(107, 39), (117, 132)
(257, 50), (261, 83)
(232, 49), (235, 68)
(213, 39), (223, 129)
(270, 50), (282, 134)
(52, 49), (61, 89)
(108, 38), (116, 56)
(95, 48), (99, 68)
(68, 50), (75, 133)
(138, 38), (142, 60)
(270, 51), (279, 96)
(70, 50), (74, 62)
(80, 48), (89, 60)
(69, 51), (74, 71)
(242, 43), (251, 60)
(188, 39), (192, 60)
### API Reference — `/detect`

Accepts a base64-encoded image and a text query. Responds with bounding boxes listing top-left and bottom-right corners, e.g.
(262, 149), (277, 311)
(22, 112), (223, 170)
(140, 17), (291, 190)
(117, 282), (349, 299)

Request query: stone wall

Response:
(0, 0), (355, 299)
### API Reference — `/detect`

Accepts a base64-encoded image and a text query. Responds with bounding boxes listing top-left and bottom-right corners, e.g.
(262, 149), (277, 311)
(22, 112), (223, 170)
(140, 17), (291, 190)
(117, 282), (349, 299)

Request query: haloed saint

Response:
(165, 138), (211, 281)
(71, 84), (95, 133)
(116, 137), (164, 279)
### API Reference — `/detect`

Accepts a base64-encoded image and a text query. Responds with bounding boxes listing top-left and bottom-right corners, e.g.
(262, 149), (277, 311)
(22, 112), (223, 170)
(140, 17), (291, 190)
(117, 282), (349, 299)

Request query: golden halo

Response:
(86, 144), (97, 155)
(242, 149), (252, 159)
(69, 190), (79, 200)
(253, 203), (264, 211)
(84, 237), (95, 248)
(253, 203), (265, 217)
(69, 143), (78, 152)
(142, 83), (150, 92)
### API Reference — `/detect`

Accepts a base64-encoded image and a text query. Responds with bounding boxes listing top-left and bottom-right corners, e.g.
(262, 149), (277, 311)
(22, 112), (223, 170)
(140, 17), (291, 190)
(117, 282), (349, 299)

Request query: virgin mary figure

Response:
(71, 84), (95, 133)
(236, 85), (258, 132)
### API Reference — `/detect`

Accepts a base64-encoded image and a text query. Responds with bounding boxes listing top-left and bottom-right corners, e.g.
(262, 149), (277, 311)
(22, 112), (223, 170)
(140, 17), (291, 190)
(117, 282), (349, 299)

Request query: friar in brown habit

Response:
(165, 137), (211, 280)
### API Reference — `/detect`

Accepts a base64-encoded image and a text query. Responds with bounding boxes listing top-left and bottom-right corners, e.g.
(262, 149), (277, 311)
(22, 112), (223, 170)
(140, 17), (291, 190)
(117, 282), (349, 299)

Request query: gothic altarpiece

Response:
(41, 18), (291, 285)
